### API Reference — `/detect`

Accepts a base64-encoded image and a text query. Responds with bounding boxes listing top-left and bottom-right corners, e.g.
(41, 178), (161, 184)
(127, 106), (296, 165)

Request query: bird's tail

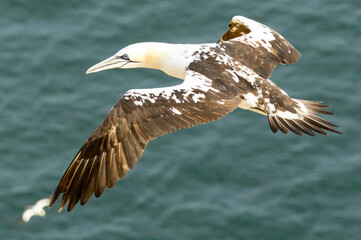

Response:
(266, 98), (342, 136)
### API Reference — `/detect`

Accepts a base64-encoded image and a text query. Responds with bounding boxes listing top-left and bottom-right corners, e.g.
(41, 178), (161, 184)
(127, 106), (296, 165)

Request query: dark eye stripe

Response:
(115, 54), (130, 60)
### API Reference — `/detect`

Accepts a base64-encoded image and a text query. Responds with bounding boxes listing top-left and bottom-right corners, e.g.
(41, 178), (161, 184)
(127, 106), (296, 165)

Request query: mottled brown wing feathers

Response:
(49, 71), (241, 212)
(218, 16), (301, 78)
(219, 21), (251, 42)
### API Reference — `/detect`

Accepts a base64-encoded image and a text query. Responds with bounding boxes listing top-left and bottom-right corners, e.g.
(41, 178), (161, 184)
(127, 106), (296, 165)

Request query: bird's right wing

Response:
(218, 16), (301, 79)
(49, 70), (241, 212)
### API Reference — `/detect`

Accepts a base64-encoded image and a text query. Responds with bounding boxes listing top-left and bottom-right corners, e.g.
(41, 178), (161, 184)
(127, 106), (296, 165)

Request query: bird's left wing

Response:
(218, 16), (301, 79)
(49, 70), (241, 212)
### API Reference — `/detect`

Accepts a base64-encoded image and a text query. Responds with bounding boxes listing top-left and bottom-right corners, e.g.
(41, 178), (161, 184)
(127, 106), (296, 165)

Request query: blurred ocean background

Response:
(1, 0), (360, 239)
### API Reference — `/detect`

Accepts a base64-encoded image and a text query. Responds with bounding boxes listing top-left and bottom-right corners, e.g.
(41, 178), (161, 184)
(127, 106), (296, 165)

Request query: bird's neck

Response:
(144, 43), (200, 80)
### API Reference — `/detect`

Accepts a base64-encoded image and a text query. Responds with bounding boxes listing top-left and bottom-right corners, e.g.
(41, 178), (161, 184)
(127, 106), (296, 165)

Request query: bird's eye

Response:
(229, 24), (231, 27)
(122, 54), (129, 60)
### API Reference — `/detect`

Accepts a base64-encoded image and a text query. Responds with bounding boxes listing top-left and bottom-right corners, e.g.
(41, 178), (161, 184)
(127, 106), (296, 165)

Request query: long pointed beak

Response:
(86, 56), (127, 74)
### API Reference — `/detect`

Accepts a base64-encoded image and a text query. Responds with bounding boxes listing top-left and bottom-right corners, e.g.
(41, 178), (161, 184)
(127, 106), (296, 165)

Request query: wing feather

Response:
(218, 16), (301, 78)
(50, 70), (241, 211)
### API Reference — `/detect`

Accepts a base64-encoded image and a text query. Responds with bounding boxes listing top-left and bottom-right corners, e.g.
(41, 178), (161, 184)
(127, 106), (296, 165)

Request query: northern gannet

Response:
(49, 16), (342, 212)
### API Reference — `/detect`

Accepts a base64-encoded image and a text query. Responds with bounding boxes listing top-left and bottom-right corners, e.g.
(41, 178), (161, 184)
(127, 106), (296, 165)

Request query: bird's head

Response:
(86, 42), (164, 74)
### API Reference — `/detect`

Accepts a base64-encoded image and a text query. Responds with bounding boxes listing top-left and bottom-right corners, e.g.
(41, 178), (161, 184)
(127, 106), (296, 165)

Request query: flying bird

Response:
(49, 16), (342, 212)
(15, 197), (51, 225)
